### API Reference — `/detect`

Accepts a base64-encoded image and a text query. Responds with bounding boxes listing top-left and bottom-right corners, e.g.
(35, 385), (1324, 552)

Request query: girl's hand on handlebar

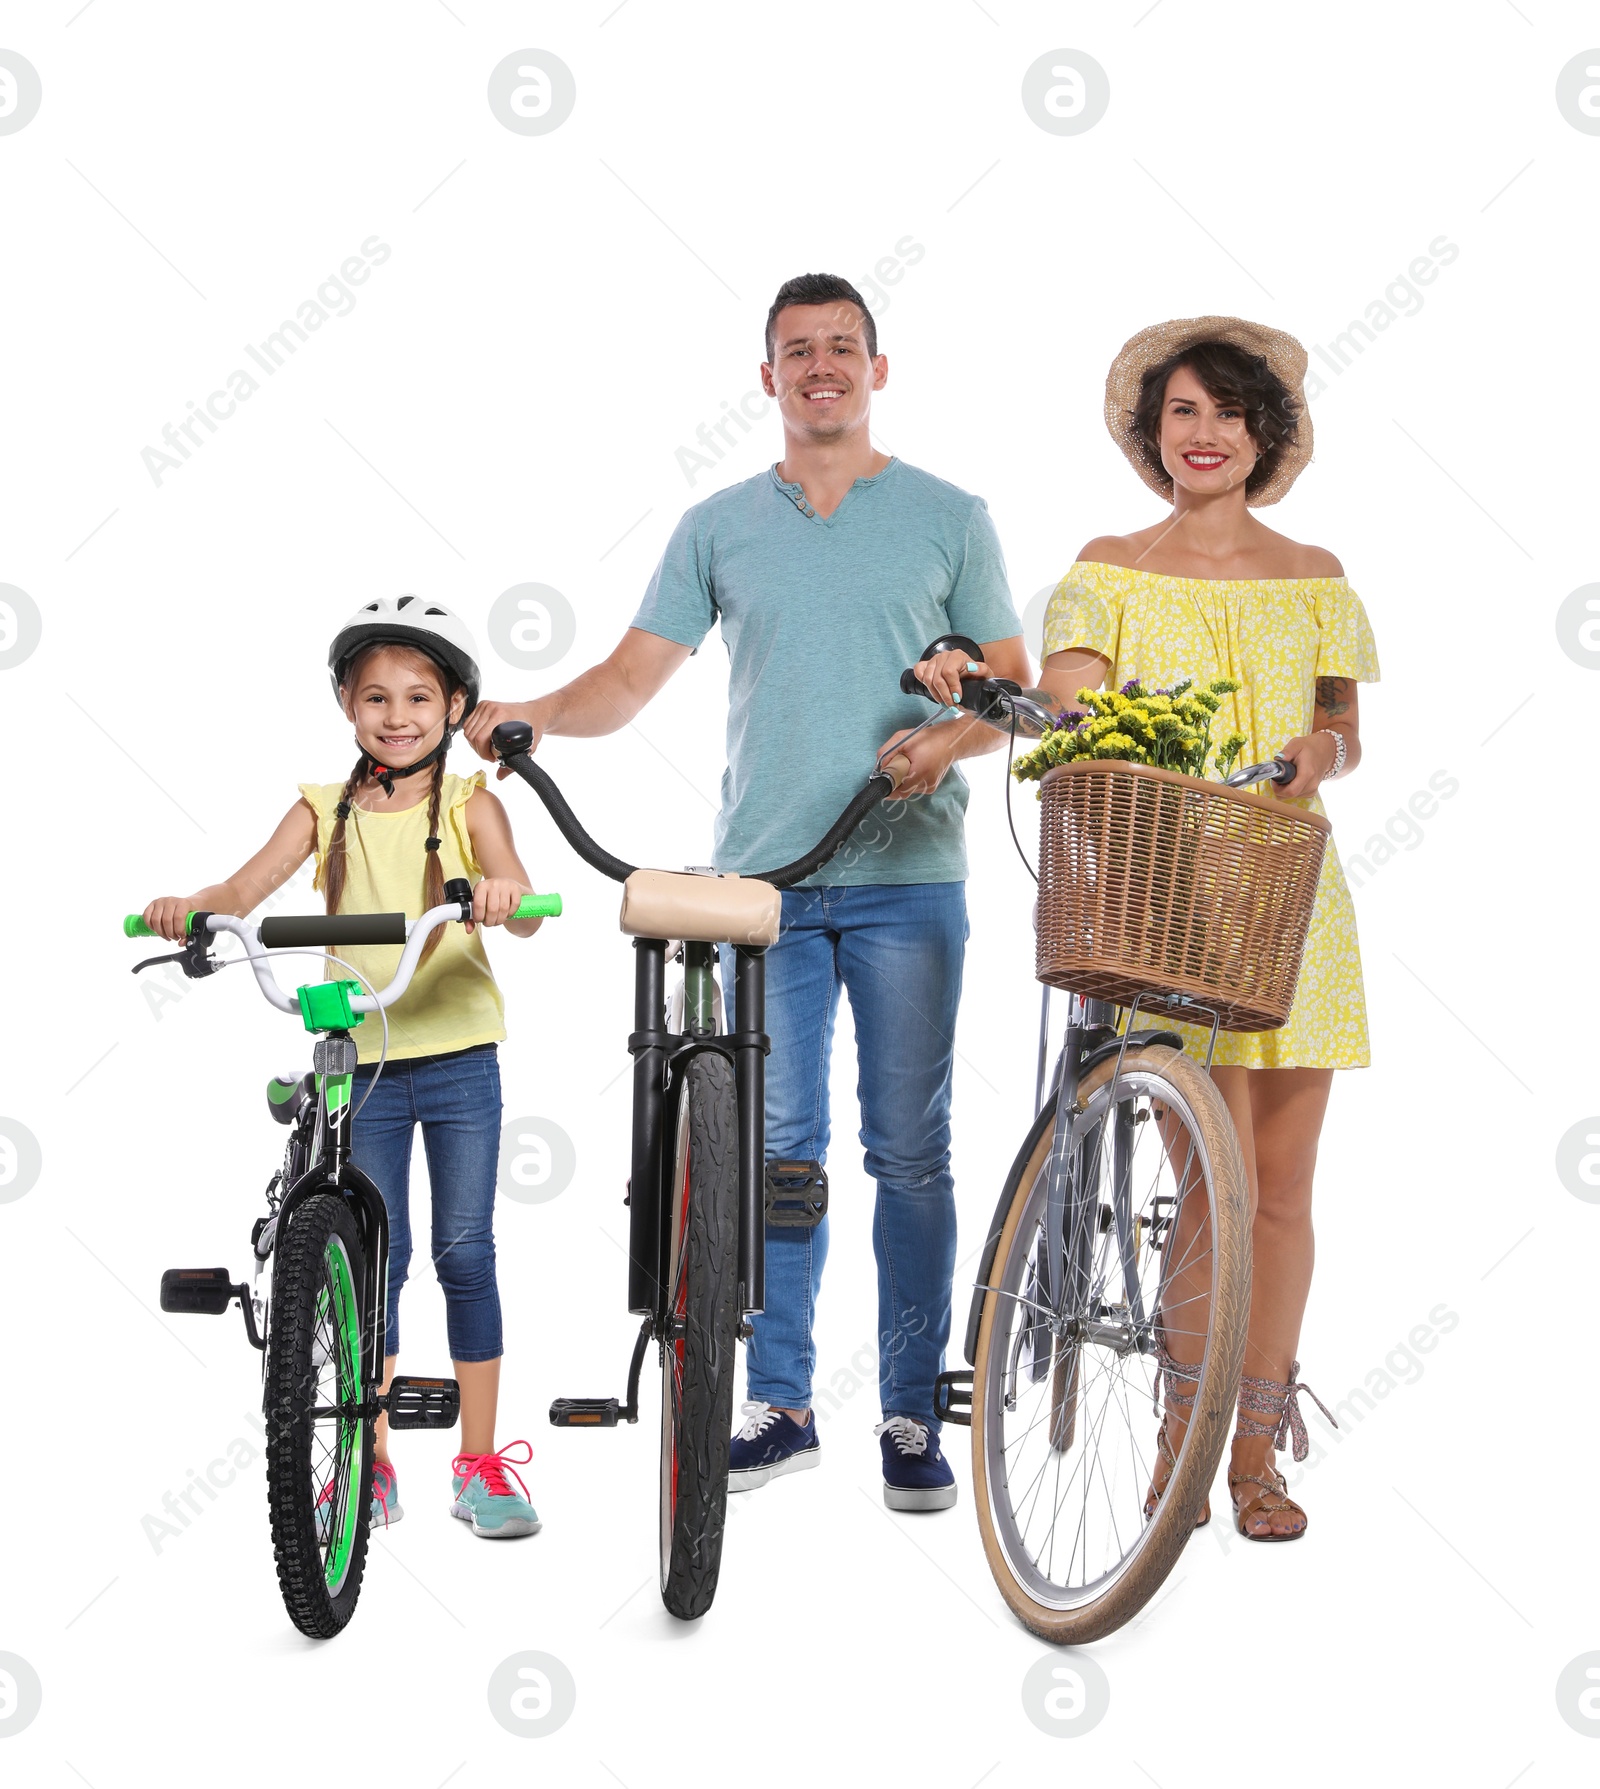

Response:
(876, 725), (957, 798)
(1273, 732), (1339, 799)
(464, 700), (544, 776)
(469, 877), (528, 932)
(142, 896), (196, 942)
(912, 649), (991, 707)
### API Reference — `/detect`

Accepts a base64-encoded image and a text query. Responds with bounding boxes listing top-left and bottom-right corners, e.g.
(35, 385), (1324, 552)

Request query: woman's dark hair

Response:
(764, 272), (877, 362)
(324, 642), (462, 967)
(1130, 340), (1300, 496)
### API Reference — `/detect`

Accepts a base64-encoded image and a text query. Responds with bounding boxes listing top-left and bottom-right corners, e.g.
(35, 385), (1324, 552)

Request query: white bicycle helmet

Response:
(328, 595), (482, 717)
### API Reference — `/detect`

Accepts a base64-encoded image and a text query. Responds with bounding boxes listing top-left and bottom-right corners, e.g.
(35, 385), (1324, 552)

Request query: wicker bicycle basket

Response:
(1035, 760), (1331, 1032)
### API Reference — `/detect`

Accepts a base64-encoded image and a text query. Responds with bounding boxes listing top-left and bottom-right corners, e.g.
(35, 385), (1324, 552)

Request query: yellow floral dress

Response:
(1041, 561), (1381, 1069)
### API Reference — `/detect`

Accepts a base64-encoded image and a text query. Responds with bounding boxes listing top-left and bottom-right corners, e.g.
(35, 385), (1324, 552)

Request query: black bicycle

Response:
(124, 879), (561, 1637)
(489, 719), (909, 1620)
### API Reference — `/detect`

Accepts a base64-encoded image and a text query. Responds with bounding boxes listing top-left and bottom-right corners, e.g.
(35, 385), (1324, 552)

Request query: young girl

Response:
(141, 595), (548, 1539)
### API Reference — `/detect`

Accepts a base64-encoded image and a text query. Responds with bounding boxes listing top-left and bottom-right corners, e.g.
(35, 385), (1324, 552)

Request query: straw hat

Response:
(1103, 315), (1313, 507)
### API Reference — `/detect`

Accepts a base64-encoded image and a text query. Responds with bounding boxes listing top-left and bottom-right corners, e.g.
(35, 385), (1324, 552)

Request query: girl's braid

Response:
(419, 751), (449, 965)
(320, 754), (367, 917)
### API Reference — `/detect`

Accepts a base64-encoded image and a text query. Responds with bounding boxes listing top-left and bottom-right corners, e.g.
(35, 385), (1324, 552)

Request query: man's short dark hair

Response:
(764, 273), (878, 363)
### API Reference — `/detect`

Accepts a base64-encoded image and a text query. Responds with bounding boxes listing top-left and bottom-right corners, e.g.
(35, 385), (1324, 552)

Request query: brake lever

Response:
(131, 910), (221, 978)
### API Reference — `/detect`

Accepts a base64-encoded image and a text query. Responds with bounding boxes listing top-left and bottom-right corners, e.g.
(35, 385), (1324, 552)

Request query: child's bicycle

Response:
(487, 719), (909, 1620)
(123, 878), (562, 1637)
(901, 664), (1328, 1642)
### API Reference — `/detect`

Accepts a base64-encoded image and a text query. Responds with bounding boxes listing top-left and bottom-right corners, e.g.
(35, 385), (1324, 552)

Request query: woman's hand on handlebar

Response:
(875, 725), (958, 798)
(142, 896), (198, 942)
(464, 700), (545, 774)
(1273, 732), (1341, 799)
(910, 648), (991, 707)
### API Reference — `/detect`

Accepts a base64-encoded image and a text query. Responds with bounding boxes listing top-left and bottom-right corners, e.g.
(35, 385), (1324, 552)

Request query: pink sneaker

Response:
(450, 1440), (541, 1538)
(314, 1458), (402, 1539)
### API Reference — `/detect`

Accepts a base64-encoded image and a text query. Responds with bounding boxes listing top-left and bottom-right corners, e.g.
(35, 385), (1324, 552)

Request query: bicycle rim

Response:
(314, 1237), (363, 1595)
(973, 1047), (1248, 1639)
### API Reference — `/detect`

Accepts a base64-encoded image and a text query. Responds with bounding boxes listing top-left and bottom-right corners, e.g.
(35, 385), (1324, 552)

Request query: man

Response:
(468, 273), (1026, 1510)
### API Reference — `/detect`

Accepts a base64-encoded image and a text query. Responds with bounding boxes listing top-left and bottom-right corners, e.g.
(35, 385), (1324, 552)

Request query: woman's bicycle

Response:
(123, 879), (562, 1637)
(487, 719), (909, 1620)
(902, 664), (1322, 1642)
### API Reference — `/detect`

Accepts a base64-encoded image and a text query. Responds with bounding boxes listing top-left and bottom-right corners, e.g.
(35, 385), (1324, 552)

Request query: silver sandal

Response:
(1228, 1360), (1336, 1542)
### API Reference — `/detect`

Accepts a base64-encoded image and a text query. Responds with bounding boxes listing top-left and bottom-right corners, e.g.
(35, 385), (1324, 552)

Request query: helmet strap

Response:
(360, 721), (455, 799)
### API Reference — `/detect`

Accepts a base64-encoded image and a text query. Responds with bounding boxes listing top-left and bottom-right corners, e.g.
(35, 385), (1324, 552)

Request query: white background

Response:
(1, 4), (1593, 1784)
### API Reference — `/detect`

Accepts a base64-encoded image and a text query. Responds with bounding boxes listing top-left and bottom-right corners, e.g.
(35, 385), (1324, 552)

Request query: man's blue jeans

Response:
(723, 882), (968, 1430)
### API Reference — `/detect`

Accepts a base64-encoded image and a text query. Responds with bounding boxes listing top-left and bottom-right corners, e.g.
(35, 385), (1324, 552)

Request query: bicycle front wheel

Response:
(972, 1042), (1250, 1643)
(659, 1051), (741, 1620)
(263, 1191), (374, 1638)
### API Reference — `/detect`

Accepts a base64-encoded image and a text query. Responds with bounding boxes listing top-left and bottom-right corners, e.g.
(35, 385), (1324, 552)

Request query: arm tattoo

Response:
(1315, 676), (1350, 718)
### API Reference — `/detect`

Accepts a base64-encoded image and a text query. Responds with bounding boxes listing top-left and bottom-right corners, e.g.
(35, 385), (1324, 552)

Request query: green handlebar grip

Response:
(123, 912), (198, 938)
(513, 893), (563, 919)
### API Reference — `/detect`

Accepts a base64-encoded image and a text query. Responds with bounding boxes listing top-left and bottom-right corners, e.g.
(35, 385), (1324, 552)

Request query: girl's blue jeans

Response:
(722, 882), (968, 1431)
(349, 1041), (503, 1363)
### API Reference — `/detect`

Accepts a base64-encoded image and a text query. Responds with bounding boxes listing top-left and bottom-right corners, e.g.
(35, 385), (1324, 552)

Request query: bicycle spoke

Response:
(979, 1062), (1230, 1613)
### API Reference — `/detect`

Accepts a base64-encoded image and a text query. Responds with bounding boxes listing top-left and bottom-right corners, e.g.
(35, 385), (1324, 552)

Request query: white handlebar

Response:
(204, 903), (464, 1017)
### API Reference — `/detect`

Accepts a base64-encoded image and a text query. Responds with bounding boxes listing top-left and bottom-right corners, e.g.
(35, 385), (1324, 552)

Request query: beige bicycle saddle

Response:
(618, 869), (781, 947)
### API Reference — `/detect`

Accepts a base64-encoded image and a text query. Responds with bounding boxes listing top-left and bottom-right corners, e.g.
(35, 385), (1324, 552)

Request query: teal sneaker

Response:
(316, 1458), (402, 1539)
(449, 1439), (541, 1538)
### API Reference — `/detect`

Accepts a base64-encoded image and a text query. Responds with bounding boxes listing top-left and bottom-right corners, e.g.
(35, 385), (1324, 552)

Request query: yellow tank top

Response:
(297, 770), (506, 1065)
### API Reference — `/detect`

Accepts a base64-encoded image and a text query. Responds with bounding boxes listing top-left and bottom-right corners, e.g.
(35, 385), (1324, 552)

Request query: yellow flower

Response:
(1093, 732), (1138, 758)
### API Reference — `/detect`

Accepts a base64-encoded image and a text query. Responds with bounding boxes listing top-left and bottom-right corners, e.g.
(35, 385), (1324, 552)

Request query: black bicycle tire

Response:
(263, 1191), (375, 1638)
(659, 1052), (741, 1620)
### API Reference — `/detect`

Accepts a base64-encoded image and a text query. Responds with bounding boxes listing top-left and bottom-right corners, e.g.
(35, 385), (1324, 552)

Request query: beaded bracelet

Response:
(1316, 729), (1347, 779)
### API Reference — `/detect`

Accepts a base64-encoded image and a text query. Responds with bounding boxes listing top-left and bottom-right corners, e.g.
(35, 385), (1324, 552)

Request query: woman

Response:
(1033, 318), (1377, 1538)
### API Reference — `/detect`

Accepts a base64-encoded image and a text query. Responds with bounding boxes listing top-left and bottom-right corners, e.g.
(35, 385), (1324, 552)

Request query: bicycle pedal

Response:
(549, 1397), (621, 1428)
(933, 1369), (974, 1427)
(160, 1267), (240, 1316)
(764, 1159), (828, 1228)
(385, 1375), (461, 1431)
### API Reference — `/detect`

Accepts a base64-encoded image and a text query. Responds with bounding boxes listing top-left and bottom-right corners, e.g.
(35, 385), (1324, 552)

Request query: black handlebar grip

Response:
(900, 667), (936, 698)
(259, 913), (409, 948)
(492, 720), (535, 758)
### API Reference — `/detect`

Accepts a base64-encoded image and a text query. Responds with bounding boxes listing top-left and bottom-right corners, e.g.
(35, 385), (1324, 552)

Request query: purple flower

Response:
(1120, 678), (1143, 697)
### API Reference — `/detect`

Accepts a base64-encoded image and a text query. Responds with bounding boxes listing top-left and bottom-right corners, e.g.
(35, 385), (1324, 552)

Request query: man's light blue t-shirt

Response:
(631, 458), (1021, 885)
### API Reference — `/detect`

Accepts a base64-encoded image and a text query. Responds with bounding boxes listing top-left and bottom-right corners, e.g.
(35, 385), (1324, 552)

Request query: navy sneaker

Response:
(875, 1415), (957, 1512)
(728, 1401), (820, 1493)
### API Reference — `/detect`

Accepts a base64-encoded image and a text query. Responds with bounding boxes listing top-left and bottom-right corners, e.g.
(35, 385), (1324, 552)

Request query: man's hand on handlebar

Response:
(910, 648), (993, 707)
(875, 724), (959, 798)
(464, 700), (545, 774)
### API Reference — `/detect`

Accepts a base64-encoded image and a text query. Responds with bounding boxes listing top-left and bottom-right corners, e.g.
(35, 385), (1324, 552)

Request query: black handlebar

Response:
(489, 720), (904, 892)
(259, 912), (409, 948)
(901, 667), (1025, 727)
(897, 633), (987, 698)
(747, 764), (903, 888)
(491, 722), (639, 884)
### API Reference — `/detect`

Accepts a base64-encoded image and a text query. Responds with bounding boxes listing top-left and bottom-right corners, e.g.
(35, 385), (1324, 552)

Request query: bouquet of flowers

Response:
(1012, 675), (1248, 787)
